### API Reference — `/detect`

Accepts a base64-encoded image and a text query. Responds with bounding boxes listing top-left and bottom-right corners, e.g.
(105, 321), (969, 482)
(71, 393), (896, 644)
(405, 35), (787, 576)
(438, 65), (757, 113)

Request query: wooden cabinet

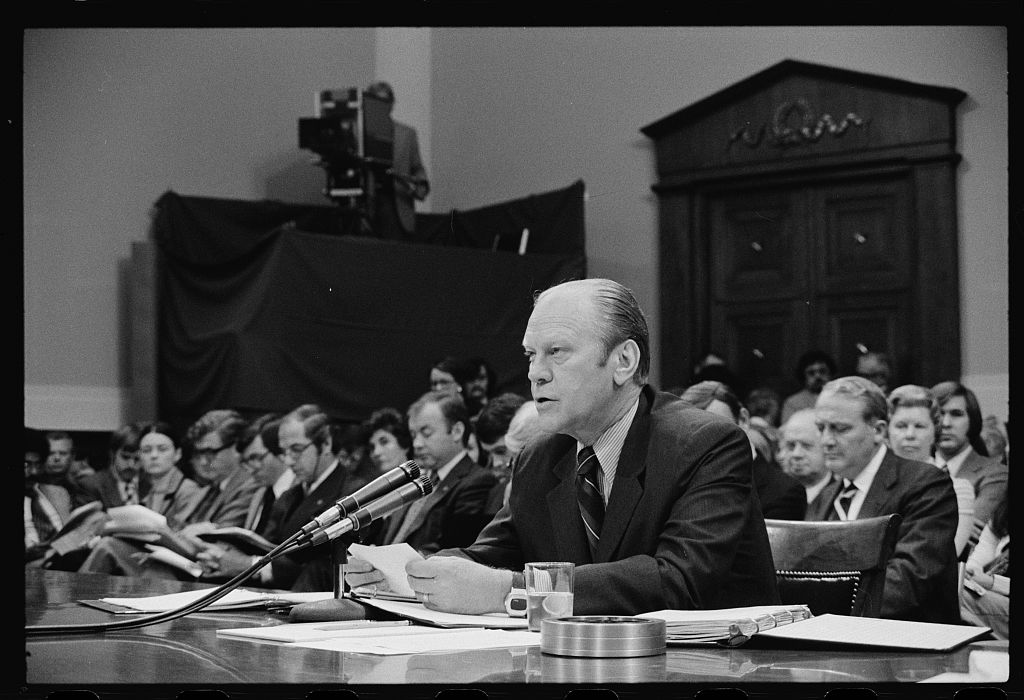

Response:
(642, 59), (965, 399)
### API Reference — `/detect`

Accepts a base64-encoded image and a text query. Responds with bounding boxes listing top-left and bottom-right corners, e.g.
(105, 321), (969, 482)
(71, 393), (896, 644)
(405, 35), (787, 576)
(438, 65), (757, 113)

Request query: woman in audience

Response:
(137, 421), (204, 520)
(886, 384), (975, 558)
(362, 407), (413, 476)
(960, 491), (1009, 639)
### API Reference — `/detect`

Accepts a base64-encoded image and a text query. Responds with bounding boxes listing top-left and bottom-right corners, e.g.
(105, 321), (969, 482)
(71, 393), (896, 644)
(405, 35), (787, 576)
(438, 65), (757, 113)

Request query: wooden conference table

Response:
(21, 569), (1011, 699)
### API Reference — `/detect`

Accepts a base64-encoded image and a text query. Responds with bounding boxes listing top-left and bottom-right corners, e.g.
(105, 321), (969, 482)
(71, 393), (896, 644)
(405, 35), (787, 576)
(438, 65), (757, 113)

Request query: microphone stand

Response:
(288, 532), (370, 622)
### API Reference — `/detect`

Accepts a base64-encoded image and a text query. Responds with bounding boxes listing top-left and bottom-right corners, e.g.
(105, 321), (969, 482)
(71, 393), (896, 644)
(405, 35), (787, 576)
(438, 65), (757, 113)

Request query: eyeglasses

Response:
(192, 442), (235, 462)
(241, 451), (270, 467)
(282, 442), (314, 459)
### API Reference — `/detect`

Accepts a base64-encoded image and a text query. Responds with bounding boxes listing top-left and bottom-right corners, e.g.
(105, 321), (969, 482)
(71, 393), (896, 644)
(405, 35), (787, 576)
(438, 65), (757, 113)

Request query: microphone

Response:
(297, 460), (420, 540)
(306, 476), (434, 547)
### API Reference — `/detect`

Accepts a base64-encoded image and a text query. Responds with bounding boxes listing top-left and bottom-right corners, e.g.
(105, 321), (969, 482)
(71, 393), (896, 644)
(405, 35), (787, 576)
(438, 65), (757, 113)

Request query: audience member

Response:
(745, 385), (783, 429)
(364, 80), (430, 241)
(24, 427), (46, 483)
(362, 407), (413, 475)
(777, 408), (834, 506)
(473, 392), (528, 518)
(430, 355), (485, 461)
(500, 400), (544, 508)
(78, 422), (145, 509)
(806, 376), (960, 623)
(932, 381), (1008, 528)
(780, 350), (836, 425)
(466, 357), (499, 415)
(137, 421), (204, 518)
(25, 428), (75, 563)
(198, 404), (369, 591)
(855, 351), (893, 394)
(960, 491), (1009, 640)
(681, 380), (805, 520)
(886, 384), (976, 557)
(42, 430), (95, 508)
(368, 390), (496, 555)
(358, 278), (779, 616)
(237, 414), (293, 534)
(981, 415), (1009, 465)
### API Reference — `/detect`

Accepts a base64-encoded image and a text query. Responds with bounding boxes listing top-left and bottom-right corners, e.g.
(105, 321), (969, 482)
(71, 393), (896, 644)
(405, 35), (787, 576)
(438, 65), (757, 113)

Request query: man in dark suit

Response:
(78, 423), (145, 509)
(364, 81), (429, 240)
(372, 391), (495, 554)
(806, 376), (960, 623)
(350, 278), (778, 615)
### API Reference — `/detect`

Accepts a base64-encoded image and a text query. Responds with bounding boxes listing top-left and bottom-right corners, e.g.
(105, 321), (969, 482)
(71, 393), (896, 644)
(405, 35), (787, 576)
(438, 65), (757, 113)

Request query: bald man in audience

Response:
(778, 408), (834, 507)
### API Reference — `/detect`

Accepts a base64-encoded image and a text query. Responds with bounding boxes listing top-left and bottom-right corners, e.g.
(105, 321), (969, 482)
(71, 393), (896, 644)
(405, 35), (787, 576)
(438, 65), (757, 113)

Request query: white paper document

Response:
(292, 628), (540, 655)
(347, 543), (422, 598)
(98, 587), (335, 613)
(757, 613), (991, 651)
(217, 620), (417, 643)
(358, 598), (530, 629)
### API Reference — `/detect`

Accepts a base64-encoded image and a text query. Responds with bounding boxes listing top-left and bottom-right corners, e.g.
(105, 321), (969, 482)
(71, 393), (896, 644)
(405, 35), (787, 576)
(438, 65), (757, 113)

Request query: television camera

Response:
(298, 88), (395, 222)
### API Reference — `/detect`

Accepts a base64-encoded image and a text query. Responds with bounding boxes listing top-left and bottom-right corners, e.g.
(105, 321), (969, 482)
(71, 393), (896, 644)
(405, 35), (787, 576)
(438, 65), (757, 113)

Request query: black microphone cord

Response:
(26, 529), (312, 636)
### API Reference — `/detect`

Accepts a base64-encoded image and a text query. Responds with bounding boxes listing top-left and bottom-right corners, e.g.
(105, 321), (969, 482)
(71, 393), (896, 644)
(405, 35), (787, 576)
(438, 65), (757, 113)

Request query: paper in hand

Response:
(348, 542), (423, 598)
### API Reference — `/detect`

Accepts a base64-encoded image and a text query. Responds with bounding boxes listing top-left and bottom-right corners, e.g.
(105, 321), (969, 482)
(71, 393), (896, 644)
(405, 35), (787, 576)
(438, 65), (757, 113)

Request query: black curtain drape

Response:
(153, 182), (586, 433)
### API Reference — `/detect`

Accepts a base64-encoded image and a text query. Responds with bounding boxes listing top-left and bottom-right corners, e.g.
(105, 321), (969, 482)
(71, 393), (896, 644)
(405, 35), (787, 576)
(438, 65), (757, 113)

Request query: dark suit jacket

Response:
(266, 464), (369, 591)
(954, 448), (1008, 526)
(390, 120), (428, 233)
(439, 386), (780, 615)
(78, 468), (146, 510)
(378, 454), (496, 555)
(806, 449), (960, 623)
(752, 455), (807, 520)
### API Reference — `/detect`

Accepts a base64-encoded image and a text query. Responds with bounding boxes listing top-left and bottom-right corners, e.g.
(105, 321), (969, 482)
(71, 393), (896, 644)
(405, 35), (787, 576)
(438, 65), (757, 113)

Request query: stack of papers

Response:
(757, 614), (992, 651)
(638, 604), (812, 645)
(80, 587), (335, 613)
(357, 597), (529, 629)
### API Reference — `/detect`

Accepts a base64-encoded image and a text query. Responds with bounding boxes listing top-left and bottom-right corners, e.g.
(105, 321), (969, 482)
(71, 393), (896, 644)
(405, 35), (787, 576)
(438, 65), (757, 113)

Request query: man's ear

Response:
(450, 420), (466, 443)
(612, 339), (641, 387)
(872, 419), (888, 443)
(738, 407), (751, 428)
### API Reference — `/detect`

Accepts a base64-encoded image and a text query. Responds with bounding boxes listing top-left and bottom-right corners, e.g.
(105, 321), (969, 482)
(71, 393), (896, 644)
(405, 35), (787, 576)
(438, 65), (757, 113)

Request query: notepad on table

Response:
(637, 604), (813, 646)
(756, 613), (991, 652)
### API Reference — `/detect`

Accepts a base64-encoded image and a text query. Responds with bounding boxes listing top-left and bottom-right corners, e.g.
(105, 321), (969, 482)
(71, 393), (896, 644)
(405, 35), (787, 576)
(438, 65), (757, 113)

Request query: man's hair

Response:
(680, 380), (743, 422)
(259, 416), (284, 456)
(366, 80), (395, 105)
(536, 278), (650, 386)
(886, 384), (941, 439)
(746, 386), (781, 425)
(45, 430), (73, 447)
(931, 380), (989, 457)
(281, 403), (334, 453)
(364, 407), (413, 450)
(408, 390), (471, 446)
(819, 376), (888, 423)
(794, 349), (837, 383)
(474, 392), (528, 444)
(109, 422), (142, 455)
(186, 409), (248, 450)
(432, 356), (478, 386)
(239, 413), (281, 452)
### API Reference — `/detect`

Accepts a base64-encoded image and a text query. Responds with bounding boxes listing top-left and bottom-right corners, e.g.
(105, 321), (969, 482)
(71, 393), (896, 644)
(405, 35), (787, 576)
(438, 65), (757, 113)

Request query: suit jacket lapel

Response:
(595, 388), (652, 562)
(399, 456), (471, 537)
(856, 450), (899, 519)
(546, 440), (591, 562)
(809, 477), (842, 520)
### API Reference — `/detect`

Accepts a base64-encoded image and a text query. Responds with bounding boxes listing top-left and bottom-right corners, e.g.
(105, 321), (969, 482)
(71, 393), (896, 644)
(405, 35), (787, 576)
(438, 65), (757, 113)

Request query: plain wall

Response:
(23, 26), (1009, 430)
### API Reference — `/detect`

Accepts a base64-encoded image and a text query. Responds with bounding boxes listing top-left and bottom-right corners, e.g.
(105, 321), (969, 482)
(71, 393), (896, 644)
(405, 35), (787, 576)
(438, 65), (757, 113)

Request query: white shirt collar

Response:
(841, 444), (887, 520)
(305, 459), (338, 494)
(576, 398), (639, 503)
(939, 444), (972, 478)
(434, 450), (468, 483)
(273, 469), (296, 498)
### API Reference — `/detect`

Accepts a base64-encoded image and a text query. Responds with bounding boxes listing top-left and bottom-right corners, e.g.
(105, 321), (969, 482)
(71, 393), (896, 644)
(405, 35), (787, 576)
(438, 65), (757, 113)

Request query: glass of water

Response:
(525, 561), (574, 632)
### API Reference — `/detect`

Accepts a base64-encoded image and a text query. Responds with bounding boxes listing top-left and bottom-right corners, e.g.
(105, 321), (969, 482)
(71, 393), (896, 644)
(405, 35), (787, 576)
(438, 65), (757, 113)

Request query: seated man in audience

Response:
(855, 351), (893, 395)
(931, 380), (1008, 528)
(348, 278), (779, 616)
(78, 423), (145, 509)
(806, 376), (960, 623)
(42, 430), (96, 509)
(79, 409), (261, 578)
(780, 350), (836, 424)
(473, 392), (528, 520)
(777, 408), (834, 507)
(367, 390), (496, 555)
(681, 380), (806, 520)
(198, 405), (369, 591)
(25, 430), (74, 564)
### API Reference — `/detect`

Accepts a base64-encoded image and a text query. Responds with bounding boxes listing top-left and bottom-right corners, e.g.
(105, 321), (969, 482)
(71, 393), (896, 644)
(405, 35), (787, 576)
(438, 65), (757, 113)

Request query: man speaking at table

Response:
(347, 278), (779, 615)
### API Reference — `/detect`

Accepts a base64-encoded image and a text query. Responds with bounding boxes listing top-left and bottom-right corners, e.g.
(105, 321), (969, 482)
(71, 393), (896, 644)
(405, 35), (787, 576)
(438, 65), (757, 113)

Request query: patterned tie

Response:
(833, 481), (858, 521)
(576, 446), (604, 558)
(123, 480), (138, 505)
(390, 469), (437, 544)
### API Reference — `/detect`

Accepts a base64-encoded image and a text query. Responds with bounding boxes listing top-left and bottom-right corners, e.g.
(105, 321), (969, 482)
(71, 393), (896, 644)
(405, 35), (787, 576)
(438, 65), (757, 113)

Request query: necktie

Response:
(193, 482), (221, 521)
(123, 480), (138, 505)
(576, 446), (604, 558)
(936, 461), (949, 474)
(833, 481), (858, 521)
(390, 470), (437, 544)
(253, 488), (276, 533)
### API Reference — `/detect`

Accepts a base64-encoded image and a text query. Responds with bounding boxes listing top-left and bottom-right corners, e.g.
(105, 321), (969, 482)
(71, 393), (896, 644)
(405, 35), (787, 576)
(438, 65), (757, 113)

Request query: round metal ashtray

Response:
(540, 615), (667, 658)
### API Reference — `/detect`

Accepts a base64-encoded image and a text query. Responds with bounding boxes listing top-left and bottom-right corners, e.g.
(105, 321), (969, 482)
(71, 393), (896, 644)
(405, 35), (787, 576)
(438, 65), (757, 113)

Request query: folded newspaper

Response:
(637, 604), (813, 646)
